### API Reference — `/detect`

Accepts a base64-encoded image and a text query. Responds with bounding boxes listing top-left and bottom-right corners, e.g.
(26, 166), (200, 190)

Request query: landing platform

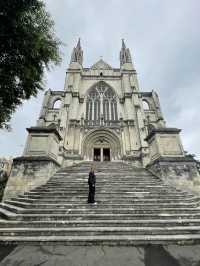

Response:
(0, 244), (200, 265)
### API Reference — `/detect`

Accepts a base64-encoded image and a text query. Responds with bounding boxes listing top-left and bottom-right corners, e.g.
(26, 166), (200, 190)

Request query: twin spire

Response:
(70, 38), (83, 65)
(70, 39), (133, 67)
(120, 39), (132, 66)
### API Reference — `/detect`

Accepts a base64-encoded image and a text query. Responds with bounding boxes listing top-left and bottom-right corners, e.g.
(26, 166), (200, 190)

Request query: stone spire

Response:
(120, 39), (132, 66)
(70, 38), (83, 65)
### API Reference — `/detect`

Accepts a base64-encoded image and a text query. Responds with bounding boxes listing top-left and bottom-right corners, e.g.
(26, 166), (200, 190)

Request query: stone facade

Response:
(3, 39), (199, 199)
(27, 39), (168, 167)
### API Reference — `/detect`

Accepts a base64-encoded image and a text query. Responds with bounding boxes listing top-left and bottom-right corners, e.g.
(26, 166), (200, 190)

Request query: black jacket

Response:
(88, 171), (96, 186)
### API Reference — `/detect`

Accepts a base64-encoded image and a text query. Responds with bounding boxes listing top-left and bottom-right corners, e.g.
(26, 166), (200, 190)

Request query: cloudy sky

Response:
(1, 0), (200, 159)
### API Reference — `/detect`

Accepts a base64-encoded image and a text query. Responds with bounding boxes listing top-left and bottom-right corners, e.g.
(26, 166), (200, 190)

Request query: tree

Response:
(0, 0), (61, 128)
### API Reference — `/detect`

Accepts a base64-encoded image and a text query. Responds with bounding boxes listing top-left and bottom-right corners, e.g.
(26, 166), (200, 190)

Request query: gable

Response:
(91, 59), (112, 70)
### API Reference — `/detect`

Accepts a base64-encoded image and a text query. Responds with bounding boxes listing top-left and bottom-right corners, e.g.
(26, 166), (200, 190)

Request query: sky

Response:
(0, 0), (200, 159)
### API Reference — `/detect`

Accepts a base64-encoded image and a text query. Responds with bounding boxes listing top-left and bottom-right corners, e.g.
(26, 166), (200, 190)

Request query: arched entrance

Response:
(82, 129), (121, 161)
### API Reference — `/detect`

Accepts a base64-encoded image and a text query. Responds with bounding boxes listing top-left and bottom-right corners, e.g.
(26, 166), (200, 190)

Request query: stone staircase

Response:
(0, 161), (200, 245)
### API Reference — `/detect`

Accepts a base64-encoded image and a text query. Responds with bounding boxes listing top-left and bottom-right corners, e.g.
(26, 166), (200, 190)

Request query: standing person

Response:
(88, 166), (96, 204)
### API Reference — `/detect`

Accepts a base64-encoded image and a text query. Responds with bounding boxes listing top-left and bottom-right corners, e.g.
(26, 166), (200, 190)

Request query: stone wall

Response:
(147, 157), (200, 195)
(2, 156), (60, 201)
(0, 158), (13, 201)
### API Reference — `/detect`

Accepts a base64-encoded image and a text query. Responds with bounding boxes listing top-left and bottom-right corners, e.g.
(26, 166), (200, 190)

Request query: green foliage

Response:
(0, 0), (61, 128)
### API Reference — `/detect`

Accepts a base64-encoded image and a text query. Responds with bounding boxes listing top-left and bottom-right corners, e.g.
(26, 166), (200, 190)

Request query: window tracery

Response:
(86, 82), (118, 125)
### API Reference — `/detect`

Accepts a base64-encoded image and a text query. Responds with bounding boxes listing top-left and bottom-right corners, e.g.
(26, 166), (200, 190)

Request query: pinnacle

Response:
(122, 38), (126, 49)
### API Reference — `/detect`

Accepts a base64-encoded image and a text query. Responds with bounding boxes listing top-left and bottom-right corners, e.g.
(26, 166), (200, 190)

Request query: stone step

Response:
(50, 175), (158, 179)
(38, 187), (172, 192)
(53, 173), (154, 177)
(4, 213), (200, 221)
(56, 171), (145, 175)
(41, 182), (165, 186)
(31, 185), (171, 191)
(6, 198), (200, 209)
(49, 180), (160, 184)
(4, 207), (200, 216)
(2, 203), (200, 215)
(45, 182), (166, 187)
(49, 176), (160, 179)
(30, 187), (191, 195)
(57, 167), (145, 171)
(24, 190), (181, 196)
(0, 234), (200, 245)
(40, 182), (173, 187)
(15, 195), (196, 203)
(47, 179), (162, 183)
(1, 218), (200, 228)
(1, 226), (200, 237)
(8, 200), (199, 209)
(41, 186), (189, 196)
(19, 192), (194, 199)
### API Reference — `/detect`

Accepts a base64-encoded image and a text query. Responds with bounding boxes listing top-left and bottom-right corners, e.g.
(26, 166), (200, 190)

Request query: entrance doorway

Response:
(103, 148), (110, 161)
(94, 148), (101, 161)
(93, 148), (110, 161)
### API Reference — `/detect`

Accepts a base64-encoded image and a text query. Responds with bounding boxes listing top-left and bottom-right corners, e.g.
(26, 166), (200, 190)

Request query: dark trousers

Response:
(88, 184), (95, 203)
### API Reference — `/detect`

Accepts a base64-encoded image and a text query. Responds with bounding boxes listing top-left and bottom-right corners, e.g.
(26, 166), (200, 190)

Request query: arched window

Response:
(142, 100), (150, 110)
(53, 99), (62, 109)
(86, 82), (118, 125)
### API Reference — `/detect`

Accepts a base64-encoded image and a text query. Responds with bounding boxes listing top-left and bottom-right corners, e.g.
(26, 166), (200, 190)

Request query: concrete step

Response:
(1, 218), (200, 228)
(6, 208), (200, 215)
(40, 182), (166, 187)
(24, 190), (182, 197)
(1, 226), (200, 237)
(6, 199), (200, 209)
(19, 190), (193, 197)
(4, 213), (200, 221)
(15, 195), (196, 203)
(2, 203), (200, 215)
(0, 234), (200, 245)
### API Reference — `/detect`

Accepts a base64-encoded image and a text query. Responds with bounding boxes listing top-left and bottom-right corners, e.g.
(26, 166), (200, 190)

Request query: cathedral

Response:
(26, 39), (167, 166)
(3, 39), (199, 200)
(1, 39), (200, 249)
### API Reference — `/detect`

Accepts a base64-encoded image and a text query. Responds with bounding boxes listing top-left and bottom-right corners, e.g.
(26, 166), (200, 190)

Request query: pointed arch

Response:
(82, 128), (122, 160)
(142, 99), (150, 110)
(85, 81), (118, 124)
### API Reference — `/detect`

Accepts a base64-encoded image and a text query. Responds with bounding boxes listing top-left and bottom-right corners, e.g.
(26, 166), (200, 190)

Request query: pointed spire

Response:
(120, 39), (132, 66)
(122, 38), (126, 49)
(70, 38), (83, 65)
(77, 38), (81, 49)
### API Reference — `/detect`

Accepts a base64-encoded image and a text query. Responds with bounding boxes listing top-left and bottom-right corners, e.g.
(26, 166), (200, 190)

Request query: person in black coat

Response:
(88, 167), (96, 204)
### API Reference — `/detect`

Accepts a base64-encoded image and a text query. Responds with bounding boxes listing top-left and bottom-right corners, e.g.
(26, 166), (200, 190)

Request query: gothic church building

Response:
(3, 40), (199, 200)
(28, 39), (166, 166)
